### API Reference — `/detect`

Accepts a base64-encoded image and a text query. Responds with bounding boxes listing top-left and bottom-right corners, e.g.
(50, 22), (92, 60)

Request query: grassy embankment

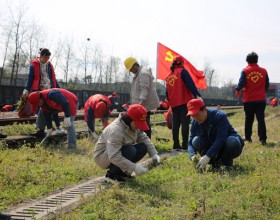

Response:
(0, 107), (279, 219)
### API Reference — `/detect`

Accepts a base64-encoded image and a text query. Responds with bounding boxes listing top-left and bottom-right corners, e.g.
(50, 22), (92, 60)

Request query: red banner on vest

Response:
(156, 42), (207, 90)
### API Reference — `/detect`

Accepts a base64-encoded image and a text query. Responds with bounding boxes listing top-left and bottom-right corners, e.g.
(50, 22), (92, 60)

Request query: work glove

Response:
(235, 90), (241, 99)
(152, 154), (160, 165)
(134, 164), (148, 176)
(46, 128), (53, 137)
(64, 117), (71, 128)
(191, 155), (200, 166)
(90, 131), (99, 144)
(196, 155), (211, 170)
(22, 89), (29, 98)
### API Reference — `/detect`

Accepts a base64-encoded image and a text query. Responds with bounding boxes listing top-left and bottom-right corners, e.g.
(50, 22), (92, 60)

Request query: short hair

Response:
(39, 48), (51, 56)
(246, 52), (258, 64)
(121, 113), (133, 127)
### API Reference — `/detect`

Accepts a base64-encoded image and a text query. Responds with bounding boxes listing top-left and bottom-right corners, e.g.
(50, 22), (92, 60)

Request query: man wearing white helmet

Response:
(124, 57), (160, 138)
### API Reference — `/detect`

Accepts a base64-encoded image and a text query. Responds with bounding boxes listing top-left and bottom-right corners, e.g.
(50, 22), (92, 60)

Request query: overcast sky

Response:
(1, 0), (280, 85)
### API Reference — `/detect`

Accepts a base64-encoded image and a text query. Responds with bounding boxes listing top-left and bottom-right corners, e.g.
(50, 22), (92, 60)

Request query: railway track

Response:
(0, 110), (168, 126)
(0, 110), (167, 148)
(0, 107), (242, 126)
(0, 108), (239, 148)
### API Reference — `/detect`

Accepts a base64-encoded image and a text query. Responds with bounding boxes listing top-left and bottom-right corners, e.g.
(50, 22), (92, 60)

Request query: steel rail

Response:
(0, 110), (168, 126)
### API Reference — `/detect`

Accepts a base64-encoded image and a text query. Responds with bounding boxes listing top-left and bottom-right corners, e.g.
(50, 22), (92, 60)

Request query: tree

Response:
(7, 2), (29, 86)
(77, 38), (92, 84)
(0, 25), (12, 84)
(61, 38), (75, 85)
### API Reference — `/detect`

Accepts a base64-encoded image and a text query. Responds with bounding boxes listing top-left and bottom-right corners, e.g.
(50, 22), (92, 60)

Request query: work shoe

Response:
(243, 138), (252, 143)
(173, 144), (182, 151)
(0, 212), (11, 220)
(119, 171), (135, 180)
(29, 129), (45, 137)
(56, 127), (65, 134)
(0, 133), (7, 138)
(105, 171), (126, 182)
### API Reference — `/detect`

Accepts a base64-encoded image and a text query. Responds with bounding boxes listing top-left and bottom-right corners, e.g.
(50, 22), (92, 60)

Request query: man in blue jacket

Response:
(187, 99), (244, 170)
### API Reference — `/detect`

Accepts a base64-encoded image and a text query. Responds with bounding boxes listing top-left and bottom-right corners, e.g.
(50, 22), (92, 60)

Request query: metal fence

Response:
(0, 85), (240, 108)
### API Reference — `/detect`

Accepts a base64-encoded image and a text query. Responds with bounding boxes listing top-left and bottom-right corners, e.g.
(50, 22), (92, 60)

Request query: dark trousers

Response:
(192, 136), (243, 166)
(172, 106), (190, 149)
(108, 143), (147, 176)
(244, 102), (267, 141)
(144, 111), (152, 138)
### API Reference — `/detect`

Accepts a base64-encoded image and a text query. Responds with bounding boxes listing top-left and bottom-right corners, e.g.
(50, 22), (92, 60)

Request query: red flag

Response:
(156, 42), (207, 89)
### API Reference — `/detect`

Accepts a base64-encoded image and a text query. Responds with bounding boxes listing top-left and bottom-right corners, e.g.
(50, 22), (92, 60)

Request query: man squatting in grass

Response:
(187, 99), (244, 170)
(93, 104), (160, 182)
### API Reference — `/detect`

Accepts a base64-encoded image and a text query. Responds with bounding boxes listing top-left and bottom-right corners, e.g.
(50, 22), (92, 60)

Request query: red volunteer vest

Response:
(30, 58), (58, 91)
(165, 67), (194, 107)
(40, 88), (78, 116)
(242, 64), (267, 102)
(84, 94), (111, 121)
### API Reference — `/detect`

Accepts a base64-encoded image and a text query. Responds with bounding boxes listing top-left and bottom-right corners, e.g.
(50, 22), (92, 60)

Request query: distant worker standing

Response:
(270, 97), (278, 107)
(124, 57), (160, 138)
(235, 52), (269, 145)
(84, 94), (112, 143)
(28, 88), (78, 148)
(107, 92), (118, 111)
(166, 55), (202, 151)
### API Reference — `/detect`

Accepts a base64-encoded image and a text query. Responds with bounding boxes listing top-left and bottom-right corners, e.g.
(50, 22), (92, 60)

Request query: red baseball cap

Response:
(173, 55), (184, 63)
(95, 101), (107, 118)
(28, 92), (41, 113)
(127, 104), (149, 131)
(187, 99), (206, 116)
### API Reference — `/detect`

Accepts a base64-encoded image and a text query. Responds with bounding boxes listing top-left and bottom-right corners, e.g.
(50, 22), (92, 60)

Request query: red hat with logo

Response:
(187, 99), (206, 116)
(95, 101), (107, 118)
(28, 92), (41, 113)
(173, 55), (184, 63)
(127, 104), (149, 131)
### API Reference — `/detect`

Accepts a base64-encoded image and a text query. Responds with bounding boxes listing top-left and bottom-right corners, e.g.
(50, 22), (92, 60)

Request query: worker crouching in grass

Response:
(187, 99), (244, 171)
(84, 94), (112, 144)
(28, 88), (78, 149)
(93, 104), (160, 182)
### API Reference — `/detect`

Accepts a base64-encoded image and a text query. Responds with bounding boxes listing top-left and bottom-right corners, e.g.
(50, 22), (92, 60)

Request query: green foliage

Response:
(0, 106), (280, 220)
(0, 141), (103, 210)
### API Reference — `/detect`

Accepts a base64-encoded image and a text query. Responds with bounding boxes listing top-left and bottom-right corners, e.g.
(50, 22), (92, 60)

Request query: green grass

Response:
(0, 107), (280, 219)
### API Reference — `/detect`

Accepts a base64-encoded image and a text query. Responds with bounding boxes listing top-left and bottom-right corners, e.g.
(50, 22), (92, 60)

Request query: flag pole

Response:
(155, 42), (159, 87)
(152, 42), (160, 127)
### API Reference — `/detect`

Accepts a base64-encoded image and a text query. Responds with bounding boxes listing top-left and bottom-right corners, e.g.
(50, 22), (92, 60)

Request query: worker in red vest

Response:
(235, 52), (269, 145)
(1, 104), (15, 112)
(107, 92), (118, 111)
(22, 48), (62, 136)
(28, 88), (78, 148)
(165, 55), (202, 151)
(84, 94), (112, 143)
(270, 97), (278, 107)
